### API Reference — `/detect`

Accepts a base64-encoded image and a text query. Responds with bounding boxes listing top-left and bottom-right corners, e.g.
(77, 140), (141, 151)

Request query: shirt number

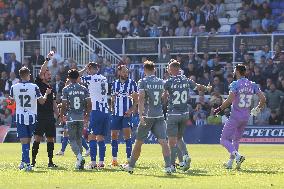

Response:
(153, 91), (160, 106)
(172, 91), (188, 105)
(238, 94), (252, 108)
(74, 97), (81, 110)
(19, 95), (31, 108)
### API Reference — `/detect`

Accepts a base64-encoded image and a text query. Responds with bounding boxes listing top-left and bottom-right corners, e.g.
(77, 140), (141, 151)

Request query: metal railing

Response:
(88, 34), (122, 65)
(40, 33), (94, 65)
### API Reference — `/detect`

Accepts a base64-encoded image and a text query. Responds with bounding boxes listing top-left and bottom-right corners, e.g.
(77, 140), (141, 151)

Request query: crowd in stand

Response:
(1, 0), (284, 40)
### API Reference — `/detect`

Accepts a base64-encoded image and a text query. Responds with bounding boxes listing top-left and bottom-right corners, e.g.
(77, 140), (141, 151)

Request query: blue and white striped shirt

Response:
(82, 74), (109, 113)
(111, 79), (137, 116)
(10, 82), (42, 125)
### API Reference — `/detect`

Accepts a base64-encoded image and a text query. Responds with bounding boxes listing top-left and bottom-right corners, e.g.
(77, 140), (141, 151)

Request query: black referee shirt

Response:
(35, 76), (55, 119)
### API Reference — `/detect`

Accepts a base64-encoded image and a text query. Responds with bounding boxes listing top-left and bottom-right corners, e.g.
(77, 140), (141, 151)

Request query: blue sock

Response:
(82, 137), (89, 150)
(61, 136), (69, 152)
(111, 140), (118, 158)
(89, 140), (97, 162)
(22, 143), (30, 164)
(125, 138), (132, 159)
(98, 140), (106, 162)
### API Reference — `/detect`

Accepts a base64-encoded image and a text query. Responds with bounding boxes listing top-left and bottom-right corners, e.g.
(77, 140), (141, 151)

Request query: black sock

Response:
(32, 141), (40, 163)
(47, 142), (54, 164)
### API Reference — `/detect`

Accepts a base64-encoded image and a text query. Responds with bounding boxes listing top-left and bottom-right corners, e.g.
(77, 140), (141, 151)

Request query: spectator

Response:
(0, 71), (8, 95)
(224, 74), (234, 94)
(215, 0), (225, 18)
(207, 107), (222, 125)
(107, 23), (119, 38)
(258, 1), (272, 19)
(223, 62), (234, 79)
(205, 14), (221, 32)
(269, 110), (281, 125)
(5, 72), (19, 93)
(251, 66), (265, 90)
(198, 71), (211, 86)
(30, 48), (45, 65)
(4, 24), (16, 40)
(158, 46), (171, 63)
(255, 105), (271, 125)
(254, 47), (265, 64)
(159, 0), (171, 22)
(210, 55), (223, 78)
(263, 58), (278, 80)
(188, 19), (199, 36)
(180, 4), (193, 22)
(90, 47), (101, 63)
(96, 1), (110, 24)
(0, 56), (6, 74)
(265, 83), (284, 111)
(197, 24), (208, 36)
(261, 13), (274, 33)
(147, 7), (160, 26)
(175, 20), (187, 36)
(212, 76), (224, 94)
(137, 8), (148, 27)
(184, 63), (197, 78)
(86, 8), (101, 37)
(200, 1), (215, 21)
(76, 1), (88, 21)
(277, 53), (284, 73)
(263, 45), (272, 60)
(193, 103), (207, 126)
(130, 19), (145, 37)
(52, 74), (64, 96)
(195, 91), (210, 111)
(48, 46), (63, 66)
(49, 58), (60, 81)
(193, 5), (206, 26)
(101, 59), (115, 84)
(6, 53), (21, 78)
(117, 14), (131, 33)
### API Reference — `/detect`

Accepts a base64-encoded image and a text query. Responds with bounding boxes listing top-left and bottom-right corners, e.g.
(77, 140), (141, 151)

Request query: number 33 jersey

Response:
(164, 75), (196, 115)
(10, 82), (42, 125)
(229, 77), (261, 120)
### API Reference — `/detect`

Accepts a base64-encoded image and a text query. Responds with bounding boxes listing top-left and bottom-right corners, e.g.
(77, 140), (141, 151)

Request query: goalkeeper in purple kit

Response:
(214, 64), (266, 169)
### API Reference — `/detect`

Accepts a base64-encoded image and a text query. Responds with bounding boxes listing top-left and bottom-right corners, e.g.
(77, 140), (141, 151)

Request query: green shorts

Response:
(136, 117), (167, 141)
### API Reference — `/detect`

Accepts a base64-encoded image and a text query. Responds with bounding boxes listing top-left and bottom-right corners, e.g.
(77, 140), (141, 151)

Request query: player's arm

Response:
(38, 88), (52, 104)
(251, 91), (266, 116)
(214, 92), (235, 115)
(138, 89), (145, 124)
(78, 63), (90, 76)
(110, 95), (115, 113)
(125, 92), (138, 116)
(60, 100), (67, 122)
(85, 98), (92, 123)
(39, 51), (53, 79)
(53, 100), (59, 118)
(189, 78), (212, 92)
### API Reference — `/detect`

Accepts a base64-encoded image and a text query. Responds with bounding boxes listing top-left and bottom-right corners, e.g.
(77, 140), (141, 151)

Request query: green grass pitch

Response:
(0, 144), (283, 189)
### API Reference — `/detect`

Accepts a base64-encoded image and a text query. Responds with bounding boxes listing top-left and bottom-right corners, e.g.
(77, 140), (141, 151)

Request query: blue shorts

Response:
(88, 110), (109, 136)
(17, 122), (36, 138)
(111, 115), (131, 130)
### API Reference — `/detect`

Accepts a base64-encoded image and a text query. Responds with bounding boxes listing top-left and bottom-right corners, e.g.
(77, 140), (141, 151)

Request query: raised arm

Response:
(79, 63), (90, 76)
(39, 51), (53, 79)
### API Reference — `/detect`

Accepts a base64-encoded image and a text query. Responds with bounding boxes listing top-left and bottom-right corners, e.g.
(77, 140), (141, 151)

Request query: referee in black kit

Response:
(31, 51), (59, 168)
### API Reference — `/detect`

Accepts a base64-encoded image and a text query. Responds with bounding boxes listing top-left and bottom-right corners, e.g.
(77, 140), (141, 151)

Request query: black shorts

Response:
(34, 117), (56, 138)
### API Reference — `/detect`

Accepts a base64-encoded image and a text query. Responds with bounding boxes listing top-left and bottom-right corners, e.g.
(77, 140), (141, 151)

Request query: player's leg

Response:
(17, 123), (34, 171)
(46, 118), (57, 168)
(122, 118), (151, 173)
(81, 136), (90, 156)
(76, 122), (85, 169)
(153, 118), (171, 174)
(178, 116), (191, 171)
(166, 115), (178, 171)
(176, 138), (186, 167)
(110, 115), (121, 166)
(96, 112), (108, 168)
(122, 116), (132, 163)
(67, 122), (82, 169)
(220, 118), (237, 169)
(233, 121), (247, 169)
(31, 119), (44, 167)
(56, 128), (69, 156)
(87, 110), (98, 169)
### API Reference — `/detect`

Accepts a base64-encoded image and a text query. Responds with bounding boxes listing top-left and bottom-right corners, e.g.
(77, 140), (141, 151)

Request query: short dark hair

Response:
(235, 64), (246, 76)
(143, 60), (155, 71)
(169, 59), (180, 68)
(88, 62), (100, 69)
(19, 67), (30, 78)
(68, 69), (79, 80)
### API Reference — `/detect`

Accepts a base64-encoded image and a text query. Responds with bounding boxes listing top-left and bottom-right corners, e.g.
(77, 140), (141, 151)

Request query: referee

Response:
(31, 51), (59, 168)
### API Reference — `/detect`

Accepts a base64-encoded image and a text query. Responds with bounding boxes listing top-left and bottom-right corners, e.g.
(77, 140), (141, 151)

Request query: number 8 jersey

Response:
(164, 75), (196, 115)
(10, 82), (42, 125)
(229, 77), (261, 120)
